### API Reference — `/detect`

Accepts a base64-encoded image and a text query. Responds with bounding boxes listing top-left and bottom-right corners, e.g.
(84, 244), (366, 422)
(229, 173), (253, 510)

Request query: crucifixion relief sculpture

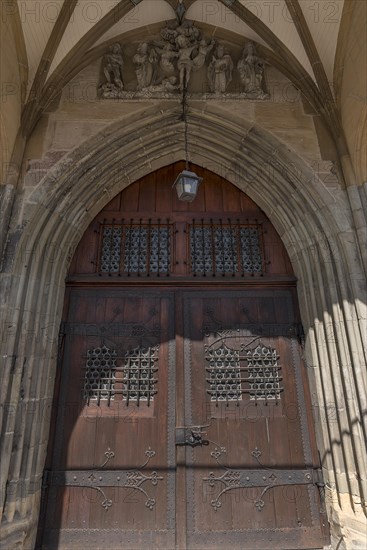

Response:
(98, 20), (269, 99)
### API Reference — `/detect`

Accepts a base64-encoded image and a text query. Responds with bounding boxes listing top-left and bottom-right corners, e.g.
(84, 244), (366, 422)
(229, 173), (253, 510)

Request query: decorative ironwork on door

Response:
(83, 344), (159, 406)
(206, 344), (242, 402)
(205, 340), (283, 404)
(45, 447), (163, 511)
(190, 221), (263, 275)
(247, 344), (281, 400)
(83, 345), (117, 405)
(99, 219), (172, 275)
(97, 219), (264, 278)
(203, 446), (324, 512)
(122, 345), (159, 405)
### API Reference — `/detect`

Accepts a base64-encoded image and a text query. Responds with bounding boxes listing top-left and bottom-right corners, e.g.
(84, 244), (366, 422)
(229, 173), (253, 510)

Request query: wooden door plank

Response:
(203, 174), (223, 212)
(222, 179), (241, 212)
(175, 291), (187, 550)
(156, 171), (173, 212)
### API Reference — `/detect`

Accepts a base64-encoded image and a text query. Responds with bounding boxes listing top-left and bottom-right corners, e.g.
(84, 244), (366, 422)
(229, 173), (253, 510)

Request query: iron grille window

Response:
(205, 342), (282, 403)
(190, 221), (263, 275)
(246, 344), (281, 400)
(98, 219), (263, 277)
(124, 227), (170, 274)
(83, 345), (117, 404)
(100, 227), (122, 272)
(206, 344), (242, 402)
(83, 345), (159, 406)
(122, 346), (158, 405)
(99, 220), (172, 275)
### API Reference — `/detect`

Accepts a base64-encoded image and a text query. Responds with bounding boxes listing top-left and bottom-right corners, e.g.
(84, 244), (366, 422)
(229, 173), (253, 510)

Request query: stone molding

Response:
(0, 105), (366, 549)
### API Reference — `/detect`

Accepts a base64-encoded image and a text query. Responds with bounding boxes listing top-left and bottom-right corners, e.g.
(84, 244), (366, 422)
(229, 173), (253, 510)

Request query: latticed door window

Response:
(83, 345), (117, 405)
(83, 344), (159, 406)
(100, 227), (122, 272)
(205, 341), (283, 403)
(206, 344), (242, 402)
(124, 227), (170, 274)
(190, 221), (263, 275)
(240, 227), (262, 273)
(99, 221), (172, 275)
(246, 344), (281, 400)
(122, 346), (159, 405)
(98, 219), (263, 277)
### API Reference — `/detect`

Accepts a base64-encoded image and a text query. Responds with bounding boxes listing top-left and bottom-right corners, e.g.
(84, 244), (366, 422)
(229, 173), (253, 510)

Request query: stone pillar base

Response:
(327, 494), (367, 549)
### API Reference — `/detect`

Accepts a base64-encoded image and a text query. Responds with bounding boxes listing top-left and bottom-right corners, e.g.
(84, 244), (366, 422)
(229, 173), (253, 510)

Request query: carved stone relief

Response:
(98, 20), (269, 100)
(237, 41), (268, 99)
(207, 45), (234, 94)
(99, 43), (124, 99)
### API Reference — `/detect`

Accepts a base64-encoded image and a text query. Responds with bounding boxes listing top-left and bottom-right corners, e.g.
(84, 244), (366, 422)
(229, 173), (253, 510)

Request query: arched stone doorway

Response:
(37, 163), (329, 549)
(1, 108), (365, 549)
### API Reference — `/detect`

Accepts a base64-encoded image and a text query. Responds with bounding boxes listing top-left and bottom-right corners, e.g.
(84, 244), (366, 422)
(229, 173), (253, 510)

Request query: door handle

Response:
(175, 427), (210, 447)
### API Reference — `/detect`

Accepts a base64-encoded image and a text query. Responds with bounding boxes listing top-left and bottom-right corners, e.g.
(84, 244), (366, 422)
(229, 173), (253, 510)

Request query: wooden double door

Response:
(40, 287), (328, 549)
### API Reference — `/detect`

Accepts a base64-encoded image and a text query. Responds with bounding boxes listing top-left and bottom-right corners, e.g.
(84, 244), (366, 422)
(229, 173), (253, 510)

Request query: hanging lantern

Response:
(173, 68), (203, 201)
(173, 169), (202, 202)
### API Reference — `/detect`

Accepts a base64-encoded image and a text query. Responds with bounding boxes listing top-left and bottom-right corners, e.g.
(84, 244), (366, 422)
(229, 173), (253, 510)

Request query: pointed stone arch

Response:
(0, 105), (365, 548)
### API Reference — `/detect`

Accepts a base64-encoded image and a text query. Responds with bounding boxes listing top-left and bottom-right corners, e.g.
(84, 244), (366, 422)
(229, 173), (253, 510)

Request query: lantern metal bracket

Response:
(173, 67), (202, 201)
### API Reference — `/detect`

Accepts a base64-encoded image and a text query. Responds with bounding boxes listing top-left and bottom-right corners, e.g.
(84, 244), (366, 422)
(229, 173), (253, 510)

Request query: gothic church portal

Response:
(0, 1), (366, 549)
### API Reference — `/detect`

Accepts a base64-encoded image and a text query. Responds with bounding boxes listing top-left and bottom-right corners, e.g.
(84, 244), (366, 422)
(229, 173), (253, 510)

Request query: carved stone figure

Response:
(161, 19), (201, 46)
(192, 38), (215, 71)
(159, 20), (207, 89)
(133, 43), (158, 90)
(160, 20), (180, 45)
(156, 43), (178, 77)
(237, 41), (268, 98)
(207, 45), (234, 93)
(100, 43), (124, 97)
(176, 33), (198, 90)
(177, 20), (201, 44)
(160, 19), (199, 47)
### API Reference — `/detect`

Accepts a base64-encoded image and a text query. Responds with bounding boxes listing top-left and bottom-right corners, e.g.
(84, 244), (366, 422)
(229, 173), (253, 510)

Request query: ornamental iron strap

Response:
(203, 446), (325, 512)
(44, 448), (162, 511)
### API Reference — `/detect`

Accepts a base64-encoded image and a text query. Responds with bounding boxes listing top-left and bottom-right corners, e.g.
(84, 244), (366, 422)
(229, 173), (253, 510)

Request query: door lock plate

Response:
(175, 427), (210, 447)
